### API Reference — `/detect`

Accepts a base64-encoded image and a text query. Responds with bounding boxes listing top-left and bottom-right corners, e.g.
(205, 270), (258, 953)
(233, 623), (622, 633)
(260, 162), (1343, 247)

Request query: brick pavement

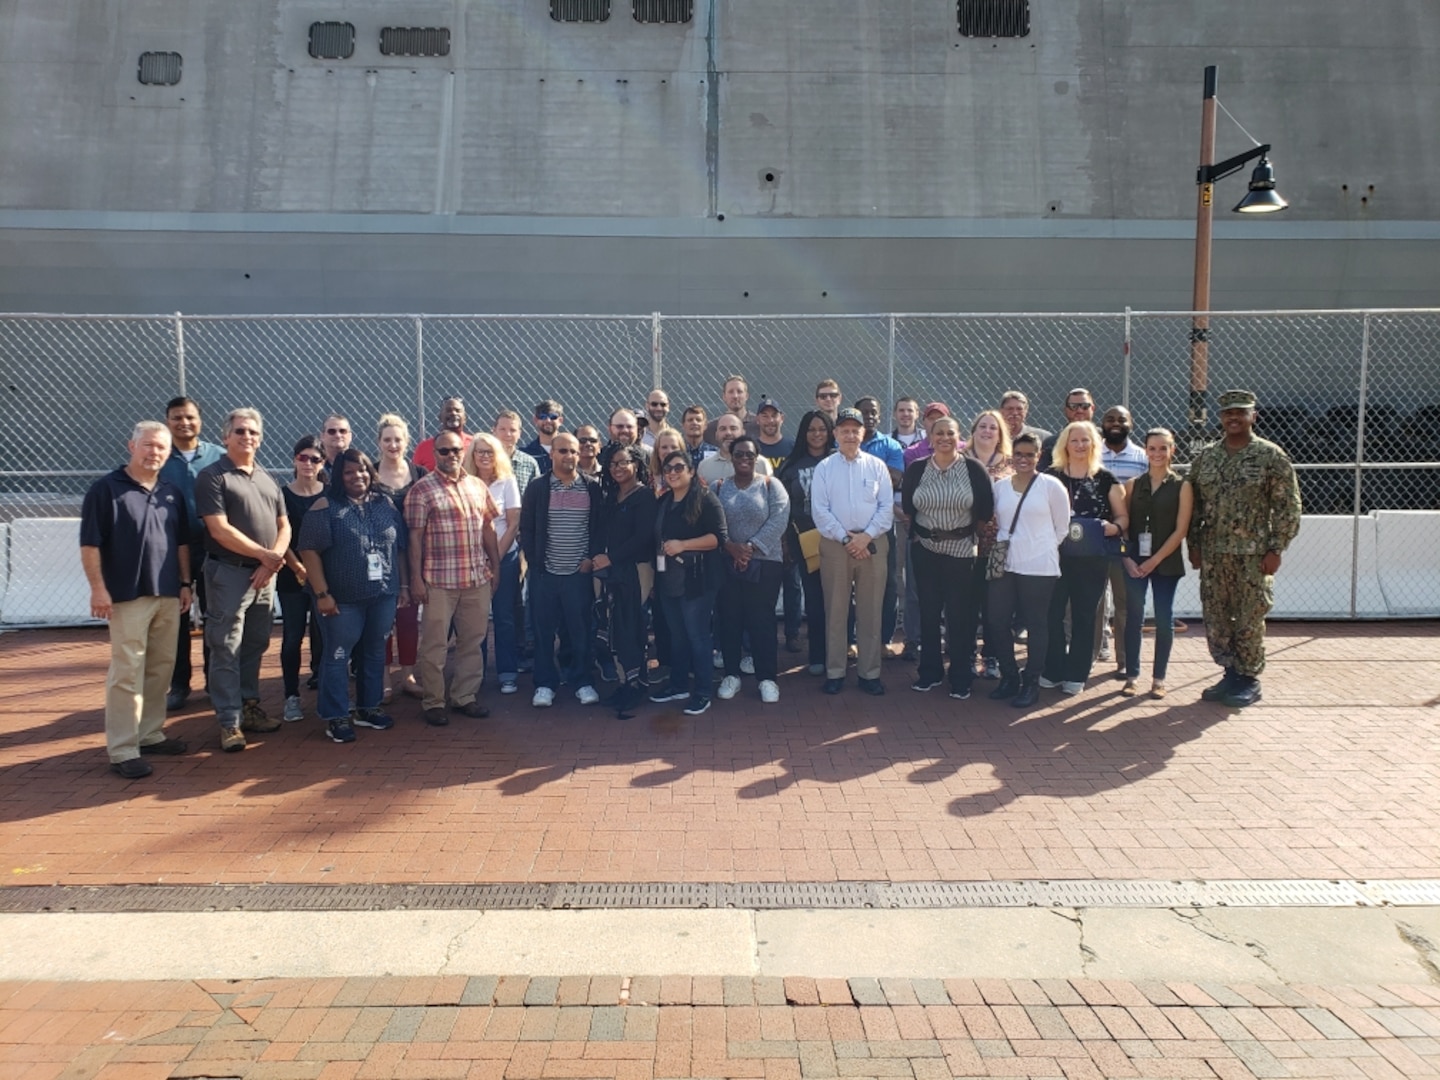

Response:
(5, 975), (1440, 1080)
(1, 624), (1437, 887)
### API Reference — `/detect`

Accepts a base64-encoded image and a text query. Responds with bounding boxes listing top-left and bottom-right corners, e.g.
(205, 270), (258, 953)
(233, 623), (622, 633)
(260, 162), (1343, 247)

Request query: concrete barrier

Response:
(1374, 510), (1440, 616)
(0, 523), (9, 616)
(1, 518), (91, 624)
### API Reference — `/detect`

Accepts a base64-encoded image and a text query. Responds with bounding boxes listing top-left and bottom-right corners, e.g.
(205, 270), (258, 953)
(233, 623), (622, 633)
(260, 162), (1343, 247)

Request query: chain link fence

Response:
(3, 310), (1437, 623)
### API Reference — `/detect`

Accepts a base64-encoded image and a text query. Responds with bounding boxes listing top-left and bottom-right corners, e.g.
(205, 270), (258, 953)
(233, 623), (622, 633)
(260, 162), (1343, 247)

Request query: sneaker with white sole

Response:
(712, 651), (725, 670)
(739, 655), (755, 675)
(758, 680), (779, 703)
(1061, 680), (1084, 695)
(500, 679), (518, 695)
(717, 675), (741, 700)
(282, 695), (304, 723)
(532, 687), (556, 708)
(1037, 676), (1061, 689)
(576, 685), (600, 705)
(682, 695), (711, 716)
(648, 684), (689, 703)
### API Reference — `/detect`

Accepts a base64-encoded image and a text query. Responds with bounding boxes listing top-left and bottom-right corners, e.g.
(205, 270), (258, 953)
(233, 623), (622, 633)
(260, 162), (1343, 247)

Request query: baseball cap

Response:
(834, 407), (864, 427)
(922, 402), (950, 418)
(756, 395), (782, 414)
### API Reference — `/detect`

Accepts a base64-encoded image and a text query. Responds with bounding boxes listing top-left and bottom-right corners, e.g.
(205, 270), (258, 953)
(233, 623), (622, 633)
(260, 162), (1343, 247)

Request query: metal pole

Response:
(174, 311), (186, 395)
(887, 315), (896, 415)
(1122, 306), (1132, 410)
(1188, 65), (1218, 458)
(414, 316), (426, 440)
(651, 312), (663, 392)
(1349, 314), (1371, 619)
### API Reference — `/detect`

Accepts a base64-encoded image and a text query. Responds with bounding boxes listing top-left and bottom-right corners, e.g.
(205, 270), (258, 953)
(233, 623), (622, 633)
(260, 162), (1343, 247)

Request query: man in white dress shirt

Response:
(811, 408), (894, 696)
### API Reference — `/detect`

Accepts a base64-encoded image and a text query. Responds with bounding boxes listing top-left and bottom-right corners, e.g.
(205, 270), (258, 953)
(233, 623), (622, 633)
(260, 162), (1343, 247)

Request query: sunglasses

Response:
(435, 446), (464, 456)
(296, 454), (323, 465)
(648, 401), (668, 409)
(1066, 402), (1094, 411)
(535, 412), (560, 421)
(731, 450), (757, 460)
(817, 391), (840, 399)
(577, 437), (600, 445)
(325, 427), (350, 435)
(232, 428), (260, 438)
(662, 462), (689, 474)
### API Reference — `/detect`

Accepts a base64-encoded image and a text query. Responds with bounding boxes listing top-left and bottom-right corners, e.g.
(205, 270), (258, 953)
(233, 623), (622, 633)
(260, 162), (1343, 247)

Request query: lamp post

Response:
(1188, 64), (1287, 454)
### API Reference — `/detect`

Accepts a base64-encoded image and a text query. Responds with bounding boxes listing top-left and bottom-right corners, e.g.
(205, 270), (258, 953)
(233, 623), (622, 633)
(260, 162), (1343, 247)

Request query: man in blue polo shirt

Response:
(80, 421), (193, 779)
(158, 396), (224, 711)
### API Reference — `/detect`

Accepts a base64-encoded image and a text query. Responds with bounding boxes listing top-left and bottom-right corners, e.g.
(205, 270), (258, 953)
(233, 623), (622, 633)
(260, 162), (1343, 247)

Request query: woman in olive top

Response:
(1121, 428), (1194, 698)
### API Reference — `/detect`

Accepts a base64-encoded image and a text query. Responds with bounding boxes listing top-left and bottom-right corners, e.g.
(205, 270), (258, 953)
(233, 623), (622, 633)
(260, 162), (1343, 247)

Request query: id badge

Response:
(366, 552), (383, 581)
(1138, 533), (1153, 558)
(656, 554), (666, 573)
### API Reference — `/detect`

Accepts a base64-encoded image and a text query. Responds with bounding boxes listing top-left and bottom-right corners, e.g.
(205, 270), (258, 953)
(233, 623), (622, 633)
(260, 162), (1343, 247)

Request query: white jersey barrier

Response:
(0, 513), (1435, 626)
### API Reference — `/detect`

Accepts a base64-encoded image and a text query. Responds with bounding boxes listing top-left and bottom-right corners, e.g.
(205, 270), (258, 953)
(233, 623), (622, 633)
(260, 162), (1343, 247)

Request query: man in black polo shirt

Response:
(195, 407), (289, 752)
(80, 421), (193, 779)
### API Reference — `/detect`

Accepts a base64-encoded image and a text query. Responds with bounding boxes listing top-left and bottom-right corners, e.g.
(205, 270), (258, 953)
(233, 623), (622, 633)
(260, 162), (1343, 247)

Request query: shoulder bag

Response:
(986, 477), (1034, 581)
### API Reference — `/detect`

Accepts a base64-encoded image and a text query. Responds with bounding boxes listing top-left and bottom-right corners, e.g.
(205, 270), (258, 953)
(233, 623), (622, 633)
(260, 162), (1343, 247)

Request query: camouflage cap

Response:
(1217, 389), (1258, 411)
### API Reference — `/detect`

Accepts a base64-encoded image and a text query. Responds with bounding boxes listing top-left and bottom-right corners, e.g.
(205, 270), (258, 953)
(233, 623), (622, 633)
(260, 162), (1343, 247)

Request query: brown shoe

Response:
(1121, 679), (1138, 697)
(1150, 680), (1167, 699)
(220, 726), (247, 753)
(240, 699), (280, 733)
(453, 700), (490, 719)
(422, 708), (449, 727)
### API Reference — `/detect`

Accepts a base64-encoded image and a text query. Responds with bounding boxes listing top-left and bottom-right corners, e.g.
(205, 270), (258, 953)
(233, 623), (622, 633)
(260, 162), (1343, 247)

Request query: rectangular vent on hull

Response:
(552, 0), (611, 20)
(308, 21), (356, 59)
(380, 27), (452, 56)
(958, 0), (1030, 37)
(137, 52), (182, 86)
(633, 0), (692, 22)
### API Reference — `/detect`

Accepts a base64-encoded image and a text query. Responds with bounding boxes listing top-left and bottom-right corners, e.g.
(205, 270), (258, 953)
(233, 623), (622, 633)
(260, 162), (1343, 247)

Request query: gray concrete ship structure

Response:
(0, 0), (1437, 316)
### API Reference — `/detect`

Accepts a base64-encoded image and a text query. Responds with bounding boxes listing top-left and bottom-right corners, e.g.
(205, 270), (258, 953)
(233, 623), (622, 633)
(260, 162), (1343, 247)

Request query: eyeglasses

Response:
(473, 449), (495, 457)
(1012, 451), (1038, 459)
(577, 437), (600, 445)
(731, 450), (757, 460)
(296, 454), (323, 464)
(662, 462), (689, 474)
(535, 412), (560, 421)
(325, 427), (350, 435)
(435, 446), (464, 456)
(817, 391), (840, 399)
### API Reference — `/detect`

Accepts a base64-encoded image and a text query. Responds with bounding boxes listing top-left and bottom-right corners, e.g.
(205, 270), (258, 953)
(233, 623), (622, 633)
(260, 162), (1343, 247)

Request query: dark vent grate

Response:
(308, 21), (356, 59)
(137, 52), (182, 86)
(380, 27), (451, 57)
(552, 0), (611, 20)
(633, 0), (692, 23)
(958, 0), (1030, 37)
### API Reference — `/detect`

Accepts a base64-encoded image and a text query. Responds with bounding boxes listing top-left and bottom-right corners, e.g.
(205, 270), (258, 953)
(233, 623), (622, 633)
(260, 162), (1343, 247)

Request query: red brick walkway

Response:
(5, 975), (1440, 1080)
(1, 624), (1437, 887)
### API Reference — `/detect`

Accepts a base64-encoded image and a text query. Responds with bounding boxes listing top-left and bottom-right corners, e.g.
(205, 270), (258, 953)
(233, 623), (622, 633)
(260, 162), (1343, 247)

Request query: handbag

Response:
(795, 528), (822, 574)
(986, 477), (1034, 581)
(1057, 475), (1126, 558)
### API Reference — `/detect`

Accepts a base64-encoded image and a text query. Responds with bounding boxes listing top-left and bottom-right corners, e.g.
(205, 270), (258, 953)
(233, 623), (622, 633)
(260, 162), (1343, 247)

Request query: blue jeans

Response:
(1124, 573), (1182, 680)
(660, 587), (718, 697)
(485, 546), (521, 682)
(532, 569), (593, 691)
(317, 594), (397, 721)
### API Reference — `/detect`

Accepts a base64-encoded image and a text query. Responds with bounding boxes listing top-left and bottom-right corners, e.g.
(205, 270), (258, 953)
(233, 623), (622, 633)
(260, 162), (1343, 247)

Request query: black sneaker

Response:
(911, 678), (942, 693)
(948, 685), (972, 700)
(857, 678), (886, 696)
(110, 758), (153, 779)
(649, 684), (689, 703)
(325, 717), (357, 744)
(682, 695), (711, 716)
(139, 737), (188, 756)
(353, 709), (395, 730)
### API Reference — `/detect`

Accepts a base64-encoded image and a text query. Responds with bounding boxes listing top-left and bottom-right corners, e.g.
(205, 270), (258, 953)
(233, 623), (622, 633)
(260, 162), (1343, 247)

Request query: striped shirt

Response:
(911, 457), (978, 558)
(544, 474), (592, 575)
(404, 470), (497, 591)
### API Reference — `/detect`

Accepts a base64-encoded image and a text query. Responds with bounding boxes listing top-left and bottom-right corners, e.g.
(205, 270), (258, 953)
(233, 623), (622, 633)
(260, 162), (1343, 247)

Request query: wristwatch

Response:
(315, 590), (330, 600)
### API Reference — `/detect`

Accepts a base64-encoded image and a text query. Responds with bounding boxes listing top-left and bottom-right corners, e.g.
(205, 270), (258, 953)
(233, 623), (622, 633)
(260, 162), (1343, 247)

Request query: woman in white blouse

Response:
(465, 432), (523, 695)
(985, 433), (1071, 708)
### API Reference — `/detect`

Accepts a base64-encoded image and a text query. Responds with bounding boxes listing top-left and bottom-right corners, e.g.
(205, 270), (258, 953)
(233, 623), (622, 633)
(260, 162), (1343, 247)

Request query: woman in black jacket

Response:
(777, 410), (835, 676)
(900, 417), (995, 700)
(648, 451), (727, 716)
(593, 445), (658, 716)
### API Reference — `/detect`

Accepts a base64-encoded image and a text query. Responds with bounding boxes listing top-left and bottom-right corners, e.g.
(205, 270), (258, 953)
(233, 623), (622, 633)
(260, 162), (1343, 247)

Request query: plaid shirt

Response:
(404, 469), (497, 591)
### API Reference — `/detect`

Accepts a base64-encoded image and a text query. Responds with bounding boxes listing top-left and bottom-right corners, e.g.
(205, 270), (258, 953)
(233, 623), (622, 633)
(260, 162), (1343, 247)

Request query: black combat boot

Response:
(1222, 675), (1263, 708)
(1200, 666), (1237, 701)
(988, 676), (1019, 701)
(1010, 677), (1040, 709)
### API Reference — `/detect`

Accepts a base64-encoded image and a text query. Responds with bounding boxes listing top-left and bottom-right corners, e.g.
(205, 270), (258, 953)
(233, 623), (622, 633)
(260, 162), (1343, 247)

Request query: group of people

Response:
(79, 376), (1302, 779)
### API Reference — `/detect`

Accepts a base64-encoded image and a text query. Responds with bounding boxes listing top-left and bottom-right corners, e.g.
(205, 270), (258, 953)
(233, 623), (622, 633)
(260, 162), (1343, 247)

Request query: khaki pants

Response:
(105, 596), (180, 762)
(419, 583), (491, 710)
(820, 533), (889, 680)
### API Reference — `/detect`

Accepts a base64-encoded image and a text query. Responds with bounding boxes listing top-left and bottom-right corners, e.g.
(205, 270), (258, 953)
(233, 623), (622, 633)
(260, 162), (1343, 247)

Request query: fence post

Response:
(1350, 314), (1372, 619)
(174, 312), (186, 395)
(887, 315), (896, 412)
(1122, 307), (1132, 409)
(651, 312), (663, 392)
(414, 316), (426, 440)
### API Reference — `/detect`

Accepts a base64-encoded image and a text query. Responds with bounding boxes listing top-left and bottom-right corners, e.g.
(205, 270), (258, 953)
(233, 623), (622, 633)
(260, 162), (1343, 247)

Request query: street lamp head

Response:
(1232, 157), (1288, 214)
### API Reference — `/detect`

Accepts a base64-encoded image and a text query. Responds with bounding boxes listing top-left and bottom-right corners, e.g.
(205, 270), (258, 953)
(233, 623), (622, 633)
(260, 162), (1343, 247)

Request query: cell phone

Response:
(866, 541), (877, 555)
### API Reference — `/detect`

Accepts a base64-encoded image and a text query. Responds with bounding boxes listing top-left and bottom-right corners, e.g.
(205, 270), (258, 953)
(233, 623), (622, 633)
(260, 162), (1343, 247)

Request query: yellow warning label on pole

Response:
(1201, 183), (1213, 208)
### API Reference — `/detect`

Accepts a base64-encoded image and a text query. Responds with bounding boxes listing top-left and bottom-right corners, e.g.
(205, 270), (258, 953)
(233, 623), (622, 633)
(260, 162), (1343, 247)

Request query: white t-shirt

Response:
(487, 475), (522, 554)
(992, 473), (1070, 577)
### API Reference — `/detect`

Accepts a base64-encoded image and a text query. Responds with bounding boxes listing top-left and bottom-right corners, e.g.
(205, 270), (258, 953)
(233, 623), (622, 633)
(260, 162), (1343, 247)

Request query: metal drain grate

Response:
(1, 879), (1436, 914)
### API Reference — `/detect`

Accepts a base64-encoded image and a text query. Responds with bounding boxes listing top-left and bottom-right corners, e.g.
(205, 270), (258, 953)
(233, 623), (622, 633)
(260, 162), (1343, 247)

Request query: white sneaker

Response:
(759, 680), (779, 703)
(717, 675), (742, 700)
(739, 655), (755, 675)
(1098, 645), (1113, 663)
(500, 679), (518, 695)
(532, 687), (555, 708)
(712, 650), (725, 669)
(282, 695), (303, 723)
(1061, 680), (1084, 695)
(576, 685), (600, 705)
(1037, 676), (1060, 689)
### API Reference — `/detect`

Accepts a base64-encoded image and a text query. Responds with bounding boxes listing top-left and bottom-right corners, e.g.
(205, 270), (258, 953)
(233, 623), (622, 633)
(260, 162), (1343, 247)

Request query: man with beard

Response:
(703, 374), (761, 445)
(406, 429), (501, 726)
(413, 397), (472, 472)
(699, 413), (773, 486)
(598, 407), (646, 494)
(1096, 405), (1150, 674)
(522, 399), (564, 476)
(640, 390), (670, 448)
(1188, 390), (1302, 708)
(1037, 388), (1096, 472)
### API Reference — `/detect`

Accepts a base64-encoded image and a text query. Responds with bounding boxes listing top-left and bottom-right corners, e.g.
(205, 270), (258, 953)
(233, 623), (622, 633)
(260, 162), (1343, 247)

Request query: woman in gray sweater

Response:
(714, 436), (791, 704)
